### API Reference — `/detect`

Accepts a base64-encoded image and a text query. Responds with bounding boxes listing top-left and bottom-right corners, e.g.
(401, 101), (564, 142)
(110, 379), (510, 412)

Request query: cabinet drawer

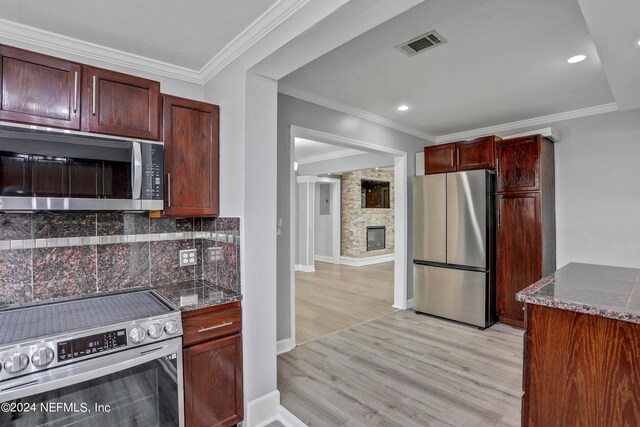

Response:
(182, 305), (241, 346)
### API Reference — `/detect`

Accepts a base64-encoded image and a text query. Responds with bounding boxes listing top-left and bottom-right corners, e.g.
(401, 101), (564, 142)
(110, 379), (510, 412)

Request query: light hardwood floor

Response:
(279, 310), (524, 426)
(295, 261), (395, 344)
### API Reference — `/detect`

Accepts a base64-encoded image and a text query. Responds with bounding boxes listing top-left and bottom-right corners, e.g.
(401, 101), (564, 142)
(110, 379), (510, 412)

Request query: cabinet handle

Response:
(92, 76), (97, 115)
(498, 208), (501, 228)
(73, 72), (78, 113)
(198, 322), (233, 333)
(457, 147), (460, 165)
(495, 157), (499, 175)
(450, 150), (454, 167)
(167, 173), (172, 207)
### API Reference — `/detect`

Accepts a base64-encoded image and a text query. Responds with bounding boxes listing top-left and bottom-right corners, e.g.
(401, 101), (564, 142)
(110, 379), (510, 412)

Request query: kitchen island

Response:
(517, 263), (640, 426)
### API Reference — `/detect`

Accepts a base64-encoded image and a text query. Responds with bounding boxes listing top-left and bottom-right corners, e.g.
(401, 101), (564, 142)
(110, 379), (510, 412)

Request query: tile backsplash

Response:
(0, 213), (240, 307)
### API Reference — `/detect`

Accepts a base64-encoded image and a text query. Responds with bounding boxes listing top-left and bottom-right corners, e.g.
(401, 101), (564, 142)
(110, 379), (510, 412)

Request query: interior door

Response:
(413, 175), (446, 263)
(446, 171), (487, 268)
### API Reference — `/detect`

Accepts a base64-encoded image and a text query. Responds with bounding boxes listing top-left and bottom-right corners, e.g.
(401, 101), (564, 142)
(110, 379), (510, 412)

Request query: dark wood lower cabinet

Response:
(182, 302), (243, 427)
(523, 304), (640, 426)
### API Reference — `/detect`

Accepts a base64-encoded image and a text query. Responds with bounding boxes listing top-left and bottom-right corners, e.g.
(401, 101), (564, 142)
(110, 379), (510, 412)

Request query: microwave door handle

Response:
(132, 142), (142, 200)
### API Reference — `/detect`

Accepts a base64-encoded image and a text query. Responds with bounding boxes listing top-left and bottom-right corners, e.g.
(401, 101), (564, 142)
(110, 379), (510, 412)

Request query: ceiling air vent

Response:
(395, 31), (447, 57)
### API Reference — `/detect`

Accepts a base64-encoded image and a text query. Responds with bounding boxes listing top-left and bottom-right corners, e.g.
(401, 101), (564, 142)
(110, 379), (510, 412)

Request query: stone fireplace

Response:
(341, 168), (394, 258)
(367, 226), (386, 251)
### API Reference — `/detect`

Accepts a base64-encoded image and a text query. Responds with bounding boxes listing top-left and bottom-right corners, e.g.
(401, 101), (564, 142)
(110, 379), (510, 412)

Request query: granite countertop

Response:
(152, 279), (242, 312)
(516, 262), (640, 324)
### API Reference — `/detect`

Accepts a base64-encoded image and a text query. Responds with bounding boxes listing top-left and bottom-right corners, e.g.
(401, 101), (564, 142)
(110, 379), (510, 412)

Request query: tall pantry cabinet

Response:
(496, 135), (555, 328)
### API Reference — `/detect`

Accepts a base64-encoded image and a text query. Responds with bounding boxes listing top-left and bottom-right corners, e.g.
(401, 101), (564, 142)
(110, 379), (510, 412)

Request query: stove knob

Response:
(164, 320), (179, 335)
(147, 323), (164, 339)
(31, 347), (54, 368)
(4, 353), (29, 374)
(129, 327), (146, 344)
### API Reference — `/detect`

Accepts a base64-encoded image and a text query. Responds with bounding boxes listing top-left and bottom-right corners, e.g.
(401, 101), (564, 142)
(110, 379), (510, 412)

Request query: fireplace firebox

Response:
(367, 226), (386, 251)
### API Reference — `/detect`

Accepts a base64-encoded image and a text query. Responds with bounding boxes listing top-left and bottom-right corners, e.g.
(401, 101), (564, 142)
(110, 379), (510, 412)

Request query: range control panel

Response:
(57, 329), (127, 362)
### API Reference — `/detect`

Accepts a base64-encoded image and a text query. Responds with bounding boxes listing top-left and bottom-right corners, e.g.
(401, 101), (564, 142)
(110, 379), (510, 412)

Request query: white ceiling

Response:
(0, 0), (277, 70)
(280, 0), (615, 137)
(294, 138), (366, 162)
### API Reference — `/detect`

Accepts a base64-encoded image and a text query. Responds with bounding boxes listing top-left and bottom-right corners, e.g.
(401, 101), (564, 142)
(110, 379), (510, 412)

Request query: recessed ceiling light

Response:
(637, 40), (640, 46)
(397, 105), (409, 111)
(567, 55), (586, 64)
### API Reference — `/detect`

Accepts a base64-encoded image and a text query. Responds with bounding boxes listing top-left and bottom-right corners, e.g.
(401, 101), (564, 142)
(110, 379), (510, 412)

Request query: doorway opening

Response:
(286, 126), (408, 348)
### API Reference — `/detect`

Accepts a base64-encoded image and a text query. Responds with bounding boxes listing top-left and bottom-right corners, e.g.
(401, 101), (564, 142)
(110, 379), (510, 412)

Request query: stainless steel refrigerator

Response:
(413, 170), (497, 328)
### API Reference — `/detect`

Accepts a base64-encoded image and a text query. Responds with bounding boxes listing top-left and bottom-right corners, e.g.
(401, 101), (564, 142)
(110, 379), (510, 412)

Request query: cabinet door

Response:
(496, 193), (541, 325)
(163, 95), (219, 216)
(184, 334), (243, 427)
(456, 136), (497, 171)
(497, 136), (540, 193)
(0, 45), (81, 129)
(424, 143), (457, 174)
(83, 66), (159, 139)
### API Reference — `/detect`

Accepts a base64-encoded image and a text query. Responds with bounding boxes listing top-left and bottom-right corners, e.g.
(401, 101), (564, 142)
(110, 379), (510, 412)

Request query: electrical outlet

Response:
(206, 247), (222, 262)
(179, 249), (197, 267)
(180, 294), (198, 307)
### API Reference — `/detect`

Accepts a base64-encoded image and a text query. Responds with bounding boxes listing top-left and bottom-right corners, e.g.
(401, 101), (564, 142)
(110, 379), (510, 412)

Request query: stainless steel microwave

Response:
(0, 122), (163, 211)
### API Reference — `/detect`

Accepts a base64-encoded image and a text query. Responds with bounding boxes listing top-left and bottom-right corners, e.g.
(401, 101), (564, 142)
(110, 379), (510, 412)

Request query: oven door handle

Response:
(132, 141), (142, 200)
(0, 338), (183, 407)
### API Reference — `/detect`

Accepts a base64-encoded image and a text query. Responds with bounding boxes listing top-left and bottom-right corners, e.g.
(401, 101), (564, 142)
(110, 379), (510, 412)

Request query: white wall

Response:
(314, 182), (333, 258)
(296, 181), (314, 267)
(505, 109), (640, 269)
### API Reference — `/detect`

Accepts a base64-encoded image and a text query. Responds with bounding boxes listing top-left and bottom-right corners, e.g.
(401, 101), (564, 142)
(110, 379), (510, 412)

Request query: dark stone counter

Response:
(516, 262), (640, 324)
(153, 279), (242, 312)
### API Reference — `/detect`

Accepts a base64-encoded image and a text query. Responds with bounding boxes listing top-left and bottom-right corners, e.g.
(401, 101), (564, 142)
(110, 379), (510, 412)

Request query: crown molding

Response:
(280, 86), (437, 142)
(0, 0), (312, 85)
(296, 147), (365, 165)
(0, 18), (203, 83)
(435, 102), (619, 143)
(199, 0), (312, 83)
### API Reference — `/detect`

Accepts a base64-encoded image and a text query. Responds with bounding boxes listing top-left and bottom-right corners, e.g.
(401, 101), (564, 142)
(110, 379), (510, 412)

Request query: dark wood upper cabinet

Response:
(456, 136), (499, 171)
(0, 45), (81, 129)
(424, 143), (456, 174)
(82, 66), (160, 140)
(162, 95), (219, 217)
(497, 136), (540, 193)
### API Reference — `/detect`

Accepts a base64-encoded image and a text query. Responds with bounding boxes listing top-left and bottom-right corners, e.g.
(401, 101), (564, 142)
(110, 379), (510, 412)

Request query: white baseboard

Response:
(277, 405), (308, 427)
(277, 338), (294, 355)
(294, 264), (315, 273)
(246, 390), (280, 427)
(406, 298), (414, 309)
(313, 254), (336, 263)
(340, 253), (395, 267)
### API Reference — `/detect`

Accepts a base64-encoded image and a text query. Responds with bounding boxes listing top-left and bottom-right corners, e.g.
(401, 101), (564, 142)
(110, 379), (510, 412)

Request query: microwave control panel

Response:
(141, 143), (163, 201)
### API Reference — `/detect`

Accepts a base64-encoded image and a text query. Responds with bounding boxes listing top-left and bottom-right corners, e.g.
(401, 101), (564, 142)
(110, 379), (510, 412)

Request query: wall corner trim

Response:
(277, 338), (294, 355)
(246, 390), (281, 427)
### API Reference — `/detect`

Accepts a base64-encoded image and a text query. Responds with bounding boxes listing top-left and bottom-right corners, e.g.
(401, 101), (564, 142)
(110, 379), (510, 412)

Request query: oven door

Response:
(0, 338), (183, 427)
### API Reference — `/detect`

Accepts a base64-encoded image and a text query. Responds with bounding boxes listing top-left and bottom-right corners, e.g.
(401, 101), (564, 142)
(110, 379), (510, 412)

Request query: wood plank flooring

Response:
(279, 310), (524, 426)
(296, 261), (395, 343)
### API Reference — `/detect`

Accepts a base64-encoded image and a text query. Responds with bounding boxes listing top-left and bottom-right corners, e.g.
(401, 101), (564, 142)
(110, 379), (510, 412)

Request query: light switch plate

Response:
(179, 249), (197, 267)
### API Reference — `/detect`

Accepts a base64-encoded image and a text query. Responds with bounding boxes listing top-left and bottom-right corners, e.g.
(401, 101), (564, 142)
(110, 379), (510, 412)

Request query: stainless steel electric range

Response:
(0, 288), (184, 426)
